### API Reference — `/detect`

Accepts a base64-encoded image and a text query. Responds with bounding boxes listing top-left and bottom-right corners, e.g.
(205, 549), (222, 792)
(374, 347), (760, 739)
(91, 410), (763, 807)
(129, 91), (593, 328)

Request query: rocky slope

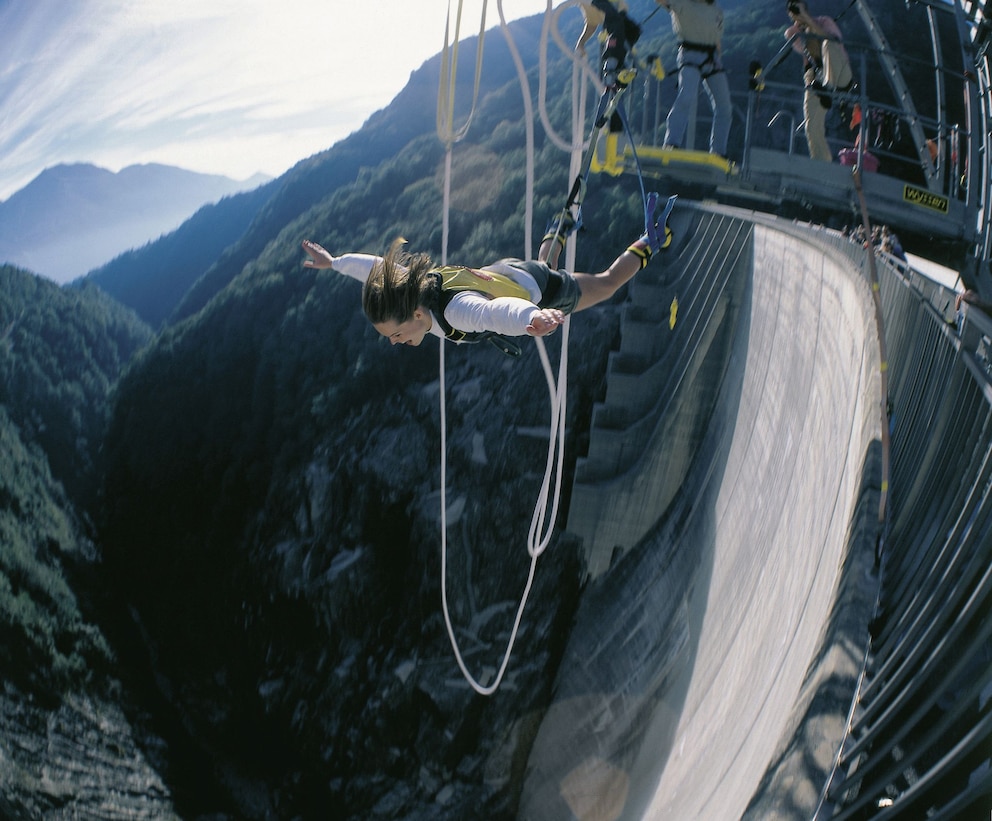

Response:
(100, 248), (623, 815)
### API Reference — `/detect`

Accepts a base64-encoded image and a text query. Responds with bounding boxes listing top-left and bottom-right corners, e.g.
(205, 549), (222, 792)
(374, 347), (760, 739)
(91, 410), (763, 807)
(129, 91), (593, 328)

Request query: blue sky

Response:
(0, 0), (538, 200)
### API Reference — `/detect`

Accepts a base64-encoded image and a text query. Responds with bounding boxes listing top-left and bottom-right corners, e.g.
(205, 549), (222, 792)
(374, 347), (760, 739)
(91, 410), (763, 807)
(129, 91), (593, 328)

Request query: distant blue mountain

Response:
(86, 180), (279, 328)
(0, 163), (270, 283)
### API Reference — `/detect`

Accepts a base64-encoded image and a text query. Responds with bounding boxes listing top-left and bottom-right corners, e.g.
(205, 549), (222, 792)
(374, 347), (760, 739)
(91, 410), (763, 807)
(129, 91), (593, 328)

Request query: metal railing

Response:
(814, 243), (992, 818)
(590, 5), (992, 802)
(612, 38), (974, 208)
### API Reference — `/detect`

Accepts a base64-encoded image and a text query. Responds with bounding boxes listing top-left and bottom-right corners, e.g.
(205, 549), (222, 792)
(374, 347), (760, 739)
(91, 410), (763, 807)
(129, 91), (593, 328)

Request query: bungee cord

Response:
(497, 0), (537, 258)
(436, 0), (488, 148)
(438, 323), (569, 695)
(435, 0), (576, 696)
(437, 0), (489, 266)
(433, 0), (664, 695)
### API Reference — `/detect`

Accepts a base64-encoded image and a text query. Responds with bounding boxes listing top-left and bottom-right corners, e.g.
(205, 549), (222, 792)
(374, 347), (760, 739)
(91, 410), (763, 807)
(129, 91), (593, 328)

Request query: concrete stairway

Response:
(567, 203), (754, 577)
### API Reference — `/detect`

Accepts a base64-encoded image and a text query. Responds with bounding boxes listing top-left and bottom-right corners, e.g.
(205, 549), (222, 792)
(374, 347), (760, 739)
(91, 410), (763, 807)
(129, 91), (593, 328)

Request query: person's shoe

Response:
(626, 193), (677, 269)
(543, 210), (578, 247)
(645, 192), (677, 253)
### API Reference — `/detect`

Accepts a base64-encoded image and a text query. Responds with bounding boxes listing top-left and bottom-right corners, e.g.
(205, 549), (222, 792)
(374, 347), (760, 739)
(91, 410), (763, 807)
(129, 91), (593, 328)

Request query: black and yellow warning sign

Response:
(903, 185), (949, 214)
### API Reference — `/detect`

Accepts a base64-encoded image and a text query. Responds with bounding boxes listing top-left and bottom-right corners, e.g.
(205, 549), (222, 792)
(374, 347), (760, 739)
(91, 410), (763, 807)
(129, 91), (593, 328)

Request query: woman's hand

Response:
(301, 239), (335, 269)
(526, 308), (566, 337)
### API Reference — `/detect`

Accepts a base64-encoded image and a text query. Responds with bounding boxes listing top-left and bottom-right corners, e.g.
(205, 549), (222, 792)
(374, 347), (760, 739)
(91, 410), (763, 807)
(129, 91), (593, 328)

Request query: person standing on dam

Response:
(785, 0), (853, 161)
(656, 0), (733, 157)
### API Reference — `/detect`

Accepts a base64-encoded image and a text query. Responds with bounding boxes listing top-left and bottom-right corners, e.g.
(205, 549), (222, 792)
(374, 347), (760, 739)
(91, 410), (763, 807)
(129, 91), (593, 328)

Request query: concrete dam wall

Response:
(520, 206), (884, 820)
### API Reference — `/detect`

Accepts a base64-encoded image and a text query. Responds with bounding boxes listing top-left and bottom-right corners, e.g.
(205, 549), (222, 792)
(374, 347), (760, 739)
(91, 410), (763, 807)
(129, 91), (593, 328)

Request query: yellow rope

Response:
(436, 0), (488, 148)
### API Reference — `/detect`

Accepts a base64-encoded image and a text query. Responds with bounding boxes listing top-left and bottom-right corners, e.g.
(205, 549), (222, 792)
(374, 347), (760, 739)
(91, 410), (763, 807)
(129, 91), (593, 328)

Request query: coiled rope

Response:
(435, 0), (581, 695)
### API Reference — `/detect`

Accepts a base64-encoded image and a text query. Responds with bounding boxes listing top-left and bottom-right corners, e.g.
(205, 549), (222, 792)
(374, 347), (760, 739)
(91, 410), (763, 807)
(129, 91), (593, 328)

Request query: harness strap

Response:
(678, 41), (723, 79)
(428, 267), (527, 356)
(679, 40), (717, 53)
(613, 93), (663, 239)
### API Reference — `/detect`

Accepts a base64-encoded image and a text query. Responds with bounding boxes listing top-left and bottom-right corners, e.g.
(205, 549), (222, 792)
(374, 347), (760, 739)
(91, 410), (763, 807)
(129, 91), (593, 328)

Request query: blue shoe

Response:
(543, 210), (579, 246)
(644, 193), (677, 253)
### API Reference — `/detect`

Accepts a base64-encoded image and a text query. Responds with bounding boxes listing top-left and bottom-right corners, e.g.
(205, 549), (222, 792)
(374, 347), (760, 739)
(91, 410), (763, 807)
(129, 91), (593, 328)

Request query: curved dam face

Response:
(520, 210), (882, 820)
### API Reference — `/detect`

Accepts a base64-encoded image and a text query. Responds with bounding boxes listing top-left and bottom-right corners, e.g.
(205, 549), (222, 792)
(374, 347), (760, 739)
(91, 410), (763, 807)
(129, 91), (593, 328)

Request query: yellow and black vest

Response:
(428, 266), (532, 356)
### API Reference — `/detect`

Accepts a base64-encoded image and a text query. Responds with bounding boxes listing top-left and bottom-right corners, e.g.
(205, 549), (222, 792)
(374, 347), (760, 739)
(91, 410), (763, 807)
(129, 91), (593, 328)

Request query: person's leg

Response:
(803, 88), (832, 161)
(665, 63), (701, 148)
(539, 211), (576, 266)
(571, 230), (665, 311)
(822, 41), (852, 91)
(704, 71), (732, 156)
(571, 253), (643, 311)
(802, 67), (832, 161)
(540, 234), (563, 267)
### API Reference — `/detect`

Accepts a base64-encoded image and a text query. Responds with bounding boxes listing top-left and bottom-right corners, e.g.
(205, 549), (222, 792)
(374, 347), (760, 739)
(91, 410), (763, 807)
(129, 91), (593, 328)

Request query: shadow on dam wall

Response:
(519, 208), (883, 821)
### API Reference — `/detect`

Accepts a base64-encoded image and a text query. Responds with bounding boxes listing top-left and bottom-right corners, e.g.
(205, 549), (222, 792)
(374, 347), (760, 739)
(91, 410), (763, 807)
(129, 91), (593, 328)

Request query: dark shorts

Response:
(496, 259), (582, 315)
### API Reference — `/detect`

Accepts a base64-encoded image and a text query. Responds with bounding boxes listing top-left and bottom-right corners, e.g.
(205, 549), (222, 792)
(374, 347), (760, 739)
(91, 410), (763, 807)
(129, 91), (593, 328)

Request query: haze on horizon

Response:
(0, 0), (539, 202)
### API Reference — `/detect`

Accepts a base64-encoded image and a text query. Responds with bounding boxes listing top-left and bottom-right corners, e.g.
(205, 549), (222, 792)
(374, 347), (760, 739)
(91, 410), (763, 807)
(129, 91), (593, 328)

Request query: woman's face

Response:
(373, 309), (433, 346)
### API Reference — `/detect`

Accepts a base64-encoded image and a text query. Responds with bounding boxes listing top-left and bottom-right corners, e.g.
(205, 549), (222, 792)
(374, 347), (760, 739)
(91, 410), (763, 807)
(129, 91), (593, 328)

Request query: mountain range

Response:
(0, 5), (572, 812)
(0, 163), (270, 283)
(0, 1), (943, 818)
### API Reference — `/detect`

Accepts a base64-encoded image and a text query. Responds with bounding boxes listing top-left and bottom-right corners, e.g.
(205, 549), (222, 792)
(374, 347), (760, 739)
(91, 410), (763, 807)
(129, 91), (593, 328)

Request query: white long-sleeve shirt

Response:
(329, 253), (543, 339)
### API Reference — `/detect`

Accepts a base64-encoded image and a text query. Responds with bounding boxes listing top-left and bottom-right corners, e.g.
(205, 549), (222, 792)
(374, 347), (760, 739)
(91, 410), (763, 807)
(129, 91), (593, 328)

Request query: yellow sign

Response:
(903, 185), (948, 214)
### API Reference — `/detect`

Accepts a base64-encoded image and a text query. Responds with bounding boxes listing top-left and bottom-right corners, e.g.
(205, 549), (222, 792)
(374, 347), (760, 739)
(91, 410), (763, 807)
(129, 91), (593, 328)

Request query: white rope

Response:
(439, 330), (569, 695)
(436, 0), (488, 145)
(437, 0), (489, 264)
(434, 0), (580, 695)
(497, 0), (535, 256)
(539, 0), (603, 154)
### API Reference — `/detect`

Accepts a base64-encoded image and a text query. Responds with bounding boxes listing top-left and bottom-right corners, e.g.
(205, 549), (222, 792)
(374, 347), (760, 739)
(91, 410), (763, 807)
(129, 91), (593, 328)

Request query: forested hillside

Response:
(0, 266), (152, 506)
(0, 402), (109, 698)
(0, 263), (151, 684)
(0, 265), (181, 817)
(87, 180), (279, 328)
(91, 0), (891, 815)
(0, 0), (941, 816)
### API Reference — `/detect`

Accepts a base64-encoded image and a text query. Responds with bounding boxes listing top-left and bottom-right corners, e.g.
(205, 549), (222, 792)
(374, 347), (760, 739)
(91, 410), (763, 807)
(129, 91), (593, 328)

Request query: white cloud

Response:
(0, 0), (541, 200)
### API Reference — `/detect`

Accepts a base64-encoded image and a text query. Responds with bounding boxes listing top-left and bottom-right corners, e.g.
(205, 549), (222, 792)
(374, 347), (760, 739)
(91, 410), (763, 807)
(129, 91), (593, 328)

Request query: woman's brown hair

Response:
(362, 238), (436, 325)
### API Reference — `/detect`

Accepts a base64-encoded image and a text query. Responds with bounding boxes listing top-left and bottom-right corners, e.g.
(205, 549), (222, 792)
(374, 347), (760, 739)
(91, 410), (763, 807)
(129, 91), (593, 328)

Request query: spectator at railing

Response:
(785, 0), (853, 162)
(879, 226), (906, 261)
(955, 288), (992, 332)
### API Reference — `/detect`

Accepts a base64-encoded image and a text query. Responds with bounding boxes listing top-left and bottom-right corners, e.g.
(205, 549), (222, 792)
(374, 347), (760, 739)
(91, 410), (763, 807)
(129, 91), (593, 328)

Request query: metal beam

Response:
(854, 0), (938, 187)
